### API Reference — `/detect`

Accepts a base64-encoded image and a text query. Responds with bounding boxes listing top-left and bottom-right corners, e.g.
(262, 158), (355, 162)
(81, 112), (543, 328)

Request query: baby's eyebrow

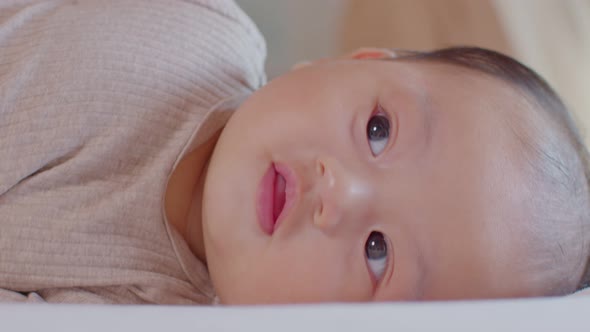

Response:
(376, 232), (429, 301)
(375, 57), (435, 149)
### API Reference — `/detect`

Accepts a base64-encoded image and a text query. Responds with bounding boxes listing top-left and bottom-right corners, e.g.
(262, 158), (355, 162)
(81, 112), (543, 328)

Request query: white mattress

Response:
(2, 297), (589, 331)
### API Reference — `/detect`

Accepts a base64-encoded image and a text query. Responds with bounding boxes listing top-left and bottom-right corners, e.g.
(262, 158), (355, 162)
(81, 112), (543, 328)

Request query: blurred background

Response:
(235, 0), (590, 142)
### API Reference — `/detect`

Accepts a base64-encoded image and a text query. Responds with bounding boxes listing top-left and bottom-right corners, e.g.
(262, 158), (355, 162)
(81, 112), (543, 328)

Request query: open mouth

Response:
(256, 163), (294, 235)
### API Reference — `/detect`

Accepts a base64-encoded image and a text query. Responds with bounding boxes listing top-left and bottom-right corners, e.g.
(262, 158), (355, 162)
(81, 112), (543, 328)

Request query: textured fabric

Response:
(0, 0), (266, 304)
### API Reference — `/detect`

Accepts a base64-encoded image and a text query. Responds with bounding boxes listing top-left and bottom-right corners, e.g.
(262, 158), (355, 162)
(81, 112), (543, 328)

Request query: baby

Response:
(197, 48), (590, 303)
(0, 0), (588, 304)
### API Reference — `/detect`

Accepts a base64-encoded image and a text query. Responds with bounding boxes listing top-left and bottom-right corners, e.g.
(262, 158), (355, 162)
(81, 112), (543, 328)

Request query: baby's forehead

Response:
(370, 55), (587, 295)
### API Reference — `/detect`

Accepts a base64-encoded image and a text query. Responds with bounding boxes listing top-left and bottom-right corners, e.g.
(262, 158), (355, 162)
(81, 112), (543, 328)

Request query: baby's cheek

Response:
(262, 242), (372, 302)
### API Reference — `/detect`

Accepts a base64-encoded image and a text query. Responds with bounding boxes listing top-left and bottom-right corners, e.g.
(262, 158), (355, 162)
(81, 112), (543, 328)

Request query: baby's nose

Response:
(312, 157), (373, 232)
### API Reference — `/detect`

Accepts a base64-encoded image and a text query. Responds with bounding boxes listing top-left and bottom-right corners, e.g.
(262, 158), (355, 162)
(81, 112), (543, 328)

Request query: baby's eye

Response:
(365, 231), (388, 282)
(366, 113), (390, 156)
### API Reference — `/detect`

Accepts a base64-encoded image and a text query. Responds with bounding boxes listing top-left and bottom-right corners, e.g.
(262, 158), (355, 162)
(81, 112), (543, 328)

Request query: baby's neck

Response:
(164, 130), (221, 263)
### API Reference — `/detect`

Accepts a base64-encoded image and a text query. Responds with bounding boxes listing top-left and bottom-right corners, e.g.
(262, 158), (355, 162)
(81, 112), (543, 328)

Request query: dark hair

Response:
(392, 47), (590, 293)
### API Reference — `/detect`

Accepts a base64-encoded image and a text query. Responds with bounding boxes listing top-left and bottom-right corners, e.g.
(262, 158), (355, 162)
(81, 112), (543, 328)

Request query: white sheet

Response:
(2, 297), (589, 332)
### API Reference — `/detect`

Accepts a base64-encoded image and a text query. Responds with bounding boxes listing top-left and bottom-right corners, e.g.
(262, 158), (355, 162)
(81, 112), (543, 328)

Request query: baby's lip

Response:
(256, 164), (276, 235)
(256, 162), (298, 236)
(273, 171), (286, 225)
(272, 162), (298, 233)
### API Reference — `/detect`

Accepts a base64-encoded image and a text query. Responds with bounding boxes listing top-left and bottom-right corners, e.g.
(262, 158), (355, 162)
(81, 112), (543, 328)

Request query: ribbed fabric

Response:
(0, 0), (266, 304)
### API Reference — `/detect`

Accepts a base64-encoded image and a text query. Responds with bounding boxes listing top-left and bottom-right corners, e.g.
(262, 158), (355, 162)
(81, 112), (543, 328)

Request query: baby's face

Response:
(202, 58), (541, 304)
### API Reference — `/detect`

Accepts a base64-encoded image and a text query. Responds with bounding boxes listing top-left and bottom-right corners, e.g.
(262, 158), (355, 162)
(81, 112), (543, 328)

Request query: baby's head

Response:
(201, 47), (590, 304)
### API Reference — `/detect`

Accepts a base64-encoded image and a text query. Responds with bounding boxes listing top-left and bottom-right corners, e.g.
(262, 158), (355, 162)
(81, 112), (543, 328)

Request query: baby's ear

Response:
(346, 47), (397, 60)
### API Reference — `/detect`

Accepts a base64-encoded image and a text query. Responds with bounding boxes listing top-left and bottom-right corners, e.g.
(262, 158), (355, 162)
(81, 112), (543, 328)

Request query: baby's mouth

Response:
(256, 162), (297, 235)
(256, 163), (288, 235)
(272, 170), (287, 225)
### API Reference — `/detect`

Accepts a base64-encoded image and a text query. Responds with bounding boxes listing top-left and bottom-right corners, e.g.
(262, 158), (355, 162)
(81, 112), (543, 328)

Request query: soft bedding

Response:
(1, 297), (589, 331)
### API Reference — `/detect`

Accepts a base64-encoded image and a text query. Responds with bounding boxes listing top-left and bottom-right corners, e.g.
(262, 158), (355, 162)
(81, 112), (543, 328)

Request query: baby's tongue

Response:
(273, 173), (286, 222)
